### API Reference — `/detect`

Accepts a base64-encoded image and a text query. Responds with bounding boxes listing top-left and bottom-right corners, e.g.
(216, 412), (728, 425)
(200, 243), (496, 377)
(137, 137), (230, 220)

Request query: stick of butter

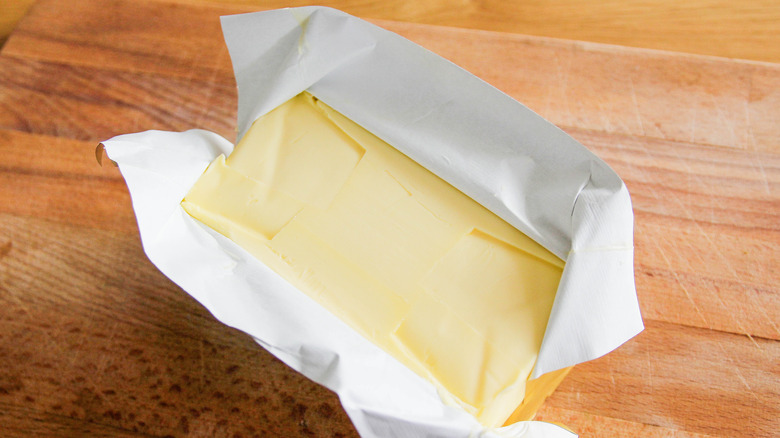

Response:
(102, 7), (642, 437)
(182, 92), (565, 427)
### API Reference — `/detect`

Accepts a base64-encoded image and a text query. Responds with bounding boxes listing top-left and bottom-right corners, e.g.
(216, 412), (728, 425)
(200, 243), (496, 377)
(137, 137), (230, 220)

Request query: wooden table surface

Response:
(2, 0), (780, 63)
(0, 0), (778, 436)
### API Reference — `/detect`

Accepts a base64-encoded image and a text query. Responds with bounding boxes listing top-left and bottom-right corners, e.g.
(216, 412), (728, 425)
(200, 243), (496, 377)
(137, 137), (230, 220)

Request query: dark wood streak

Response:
(0, 57), (236, 141)
(0, 165), (123, 182)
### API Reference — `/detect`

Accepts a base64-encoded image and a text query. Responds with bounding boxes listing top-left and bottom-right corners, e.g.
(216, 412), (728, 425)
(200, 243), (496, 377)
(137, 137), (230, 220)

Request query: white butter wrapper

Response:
(102, 7), (642, 437)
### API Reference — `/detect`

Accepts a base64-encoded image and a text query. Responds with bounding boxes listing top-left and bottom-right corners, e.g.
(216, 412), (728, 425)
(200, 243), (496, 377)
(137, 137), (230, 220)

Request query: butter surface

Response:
(182, 93), (564, 426)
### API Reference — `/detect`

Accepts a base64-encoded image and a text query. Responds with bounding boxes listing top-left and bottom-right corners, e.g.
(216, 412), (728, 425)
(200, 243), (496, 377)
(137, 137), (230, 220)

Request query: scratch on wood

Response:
(690, 101), (698, 144)
(651, 230), (710, 328)
(199, 339), (206, 386)
(715, 339), (762, 403)
(744, 100), (772, 195)
(665, 144), (778, 339)
(630, 141), (715, 328)
(645, 347), (654, 391)
(641, 138), (773, 340)
(709, 93), (738, 148)
(194, 44), (227, 128)
(628, 74), (645, 136)
(557, 49), (573, 123)
(596, 88), (613, 133)
(745, 333), (767, 357)
(3, 279), (34, 319)
(742, 80), (772, 195)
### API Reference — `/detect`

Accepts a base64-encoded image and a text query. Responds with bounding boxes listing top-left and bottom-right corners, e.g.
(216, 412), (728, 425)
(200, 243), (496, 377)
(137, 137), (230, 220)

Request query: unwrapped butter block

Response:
(182, 92), (564, 427)
(101, 6), (643, 438)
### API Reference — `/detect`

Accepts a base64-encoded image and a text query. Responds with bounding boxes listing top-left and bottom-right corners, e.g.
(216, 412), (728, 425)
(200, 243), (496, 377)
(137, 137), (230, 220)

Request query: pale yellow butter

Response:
(182, 92), (564, 426)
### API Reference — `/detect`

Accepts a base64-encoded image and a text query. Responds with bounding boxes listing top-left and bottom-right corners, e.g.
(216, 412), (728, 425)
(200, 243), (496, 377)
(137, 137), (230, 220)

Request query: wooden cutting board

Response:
(0, 0), (777, 436)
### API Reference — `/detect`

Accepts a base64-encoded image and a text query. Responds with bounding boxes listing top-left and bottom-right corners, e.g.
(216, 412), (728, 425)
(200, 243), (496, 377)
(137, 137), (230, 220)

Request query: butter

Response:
(182, 92), (565, 426)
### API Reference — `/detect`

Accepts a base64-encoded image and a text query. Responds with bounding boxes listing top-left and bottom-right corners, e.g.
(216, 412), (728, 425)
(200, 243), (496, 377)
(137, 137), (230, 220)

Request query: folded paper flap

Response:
(533, 159), (642, 378)
(221, 7), (379, 142)
(221, 7), (642, 378)
(103, 130), (234, 251)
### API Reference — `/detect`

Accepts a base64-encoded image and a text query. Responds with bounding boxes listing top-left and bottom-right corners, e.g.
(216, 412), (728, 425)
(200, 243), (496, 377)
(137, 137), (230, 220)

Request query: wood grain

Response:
(0, 213), (358, 437)
(0, 405), (148, 438)
(3, 0), (779, 62)
(0, 57), (236, 142)
(0, 0), (777, 436)
(5, 0), (778, 153)
(572, 127), (780, 340)
(548, 320), (780, 437)
(535, 406), (720, 438)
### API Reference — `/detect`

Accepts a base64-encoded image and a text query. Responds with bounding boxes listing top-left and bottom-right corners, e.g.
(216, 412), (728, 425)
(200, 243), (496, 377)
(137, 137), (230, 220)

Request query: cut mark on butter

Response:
(181, 92), (565, 427)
